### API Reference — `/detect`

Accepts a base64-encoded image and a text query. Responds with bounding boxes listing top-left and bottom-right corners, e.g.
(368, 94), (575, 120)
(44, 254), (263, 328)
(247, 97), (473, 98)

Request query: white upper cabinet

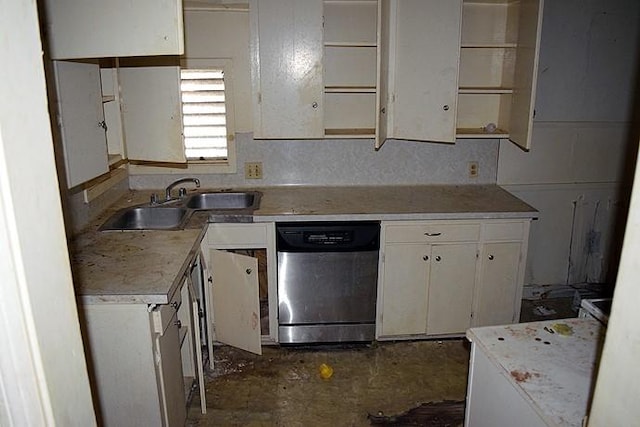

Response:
(53, 61), (109, 188)
(456, 0), (544, 150)
(119, 66), (186, 163)
(250, 0), (325, 139)
(44, 0), (185, 60)
(378, 0), (462, 147)
(248, 0), (543, 150)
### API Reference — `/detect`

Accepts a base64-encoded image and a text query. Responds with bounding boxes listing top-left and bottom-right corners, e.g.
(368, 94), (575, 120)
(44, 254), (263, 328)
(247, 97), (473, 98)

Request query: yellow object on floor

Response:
(319, 363), (334, 379)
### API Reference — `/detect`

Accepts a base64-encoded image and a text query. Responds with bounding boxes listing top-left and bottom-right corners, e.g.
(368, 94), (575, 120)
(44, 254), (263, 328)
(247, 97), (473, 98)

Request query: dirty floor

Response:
(187, 340), (470, 426)
(187, 298), (578, 426)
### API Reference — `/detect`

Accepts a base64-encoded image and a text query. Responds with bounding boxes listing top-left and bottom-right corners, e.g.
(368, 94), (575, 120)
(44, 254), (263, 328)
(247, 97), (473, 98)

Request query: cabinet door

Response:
(44, 0), (184, 60)
(155, 311), (187, 427)
(53, 61), (109, 188)
(427, 243), (477, 335)
(508, 0), (544, 150)
(119, 66), (186, 163)
(210, 249), (262, 355)
(474, 242), (522, 326)
(376, 0), (392, 149)
(380, 243), (430, 336)
(250, 0), (324, 138)
(381, 0), (462, 143)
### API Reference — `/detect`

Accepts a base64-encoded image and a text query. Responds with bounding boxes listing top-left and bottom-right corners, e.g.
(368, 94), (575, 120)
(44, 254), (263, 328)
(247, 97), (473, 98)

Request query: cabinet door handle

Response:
(246, 268), (252, 275)
(435, 256), (442, 262)
(174, 320), (182, 328)
(424, 232), (441, 236)
(98, 120), (107, 131)
(171, 301), (179, 309)
(312, 102), (318, 109)
(488, 255), (494, 260)
(442, 105), (450, 111)
(422, 255), (429, 261)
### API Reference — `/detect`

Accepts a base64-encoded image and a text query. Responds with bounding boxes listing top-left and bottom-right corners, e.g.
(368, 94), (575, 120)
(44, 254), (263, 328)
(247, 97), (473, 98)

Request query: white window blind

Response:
(180, 69), (228, 160)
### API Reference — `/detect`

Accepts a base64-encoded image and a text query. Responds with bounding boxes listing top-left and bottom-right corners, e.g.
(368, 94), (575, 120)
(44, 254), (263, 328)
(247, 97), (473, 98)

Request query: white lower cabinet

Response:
(377, 219), (530, 339)
(474, 241), (525, 326)
(82, 270), (206, 426)
(426, 243), (478, 335)
(379, 243), (430, 336)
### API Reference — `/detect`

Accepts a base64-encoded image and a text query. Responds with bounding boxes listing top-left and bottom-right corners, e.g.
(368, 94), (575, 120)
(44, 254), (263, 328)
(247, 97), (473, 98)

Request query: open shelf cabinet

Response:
(456, 0), (543, 149)
(323, 0), (379, 139)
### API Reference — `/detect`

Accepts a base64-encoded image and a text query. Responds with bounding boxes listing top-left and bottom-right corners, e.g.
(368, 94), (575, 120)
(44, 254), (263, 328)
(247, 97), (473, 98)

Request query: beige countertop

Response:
(70, 185), (536, 305)
(253, 184), (537, 221)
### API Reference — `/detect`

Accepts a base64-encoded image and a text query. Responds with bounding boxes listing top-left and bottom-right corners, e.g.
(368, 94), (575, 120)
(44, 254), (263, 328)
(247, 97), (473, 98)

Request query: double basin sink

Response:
(100, 191), (261, 231)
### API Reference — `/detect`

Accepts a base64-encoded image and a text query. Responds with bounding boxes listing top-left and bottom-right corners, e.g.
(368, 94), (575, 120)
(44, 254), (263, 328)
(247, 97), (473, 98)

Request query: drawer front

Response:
(207, 223), (267, 246)
(482, 221), (525, 241)
(385, 222), (480, 243)
(152, 284), (182, 334)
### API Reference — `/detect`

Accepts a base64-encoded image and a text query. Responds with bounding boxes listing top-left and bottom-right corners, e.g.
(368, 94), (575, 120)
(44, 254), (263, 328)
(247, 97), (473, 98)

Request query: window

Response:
(180, 69), (229, 161)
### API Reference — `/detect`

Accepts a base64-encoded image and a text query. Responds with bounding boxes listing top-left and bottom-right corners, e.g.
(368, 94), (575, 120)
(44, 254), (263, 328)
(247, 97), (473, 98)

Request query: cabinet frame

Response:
(202, 222), (278, 359)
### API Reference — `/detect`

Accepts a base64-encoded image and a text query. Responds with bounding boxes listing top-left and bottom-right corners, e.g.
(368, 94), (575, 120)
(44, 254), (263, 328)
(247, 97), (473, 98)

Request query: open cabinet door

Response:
(119, 65), (187, 163)
(508, 0), (544, 150)
(209, 249), (262, 355)
(53, 61), (109, 188)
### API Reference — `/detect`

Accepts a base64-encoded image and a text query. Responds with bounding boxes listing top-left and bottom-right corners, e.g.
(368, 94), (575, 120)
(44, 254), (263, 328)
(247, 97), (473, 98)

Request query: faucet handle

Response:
(178, 188), (187, 198)
(150, 193), (159, 205)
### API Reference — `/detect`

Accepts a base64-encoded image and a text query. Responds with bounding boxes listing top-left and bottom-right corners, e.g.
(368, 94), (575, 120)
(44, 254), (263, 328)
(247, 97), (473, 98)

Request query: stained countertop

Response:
(467, 318), (605, 426)
(252, 184), (537, 221)
(70, 185), (537, 305)
(70, 191), (207, 305)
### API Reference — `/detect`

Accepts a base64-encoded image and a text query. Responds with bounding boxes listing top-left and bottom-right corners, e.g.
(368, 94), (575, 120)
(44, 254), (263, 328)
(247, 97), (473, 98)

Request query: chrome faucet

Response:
(165, 177), (200, 201)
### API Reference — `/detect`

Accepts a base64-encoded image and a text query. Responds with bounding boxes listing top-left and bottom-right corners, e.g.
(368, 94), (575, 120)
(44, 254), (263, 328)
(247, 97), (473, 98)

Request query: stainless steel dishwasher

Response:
(276, 222), (380, 344)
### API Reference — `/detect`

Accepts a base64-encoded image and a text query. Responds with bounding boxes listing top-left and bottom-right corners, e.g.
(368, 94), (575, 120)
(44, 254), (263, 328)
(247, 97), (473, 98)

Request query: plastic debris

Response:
(319, 363), (333, 380)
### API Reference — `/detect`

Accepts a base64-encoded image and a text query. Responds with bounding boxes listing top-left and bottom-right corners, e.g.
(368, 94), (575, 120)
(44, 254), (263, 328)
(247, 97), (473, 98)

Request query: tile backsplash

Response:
(129, 133), (499, 189)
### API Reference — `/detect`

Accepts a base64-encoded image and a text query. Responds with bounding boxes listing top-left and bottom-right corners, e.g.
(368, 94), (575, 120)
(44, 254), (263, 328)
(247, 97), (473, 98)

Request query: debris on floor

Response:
(187, 341), (470, 426)
(533, 305), (557, 316)
(520, 297), (578, 322)
(368, 400), (465, 426)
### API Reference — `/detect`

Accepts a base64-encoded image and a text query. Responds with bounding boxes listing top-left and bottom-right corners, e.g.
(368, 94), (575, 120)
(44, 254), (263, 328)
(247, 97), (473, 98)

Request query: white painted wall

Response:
(0, 0), (95, 424)
(498, 0), (640, 289)
(588, 145), (640, 425)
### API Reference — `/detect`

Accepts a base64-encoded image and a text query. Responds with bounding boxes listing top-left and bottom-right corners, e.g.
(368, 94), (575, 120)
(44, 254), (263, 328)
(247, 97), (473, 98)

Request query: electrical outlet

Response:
(468, 161), (479, 178)
(244, 162), (263, 179)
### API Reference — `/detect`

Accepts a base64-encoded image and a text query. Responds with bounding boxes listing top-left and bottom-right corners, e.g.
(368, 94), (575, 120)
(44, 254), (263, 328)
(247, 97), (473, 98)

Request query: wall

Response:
(0, 0), (95, 423)
(131, 134), (499, 188)
(589, 143), (640, 425)
(498, 0), (640, 291)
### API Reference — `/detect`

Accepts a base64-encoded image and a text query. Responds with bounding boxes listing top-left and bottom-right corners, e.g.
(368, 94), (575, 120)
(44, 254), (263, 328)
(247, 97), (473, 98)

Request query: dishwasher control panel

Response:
(276, 222), (379, 252)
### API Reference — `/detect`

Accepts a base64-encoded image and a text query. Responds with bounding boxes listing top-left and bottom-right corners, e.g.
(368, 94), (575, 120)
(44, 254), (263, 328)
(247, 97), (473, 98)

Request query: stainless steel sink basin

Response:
(100, 207), (190, 231)
(185, 192), (260, 210)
